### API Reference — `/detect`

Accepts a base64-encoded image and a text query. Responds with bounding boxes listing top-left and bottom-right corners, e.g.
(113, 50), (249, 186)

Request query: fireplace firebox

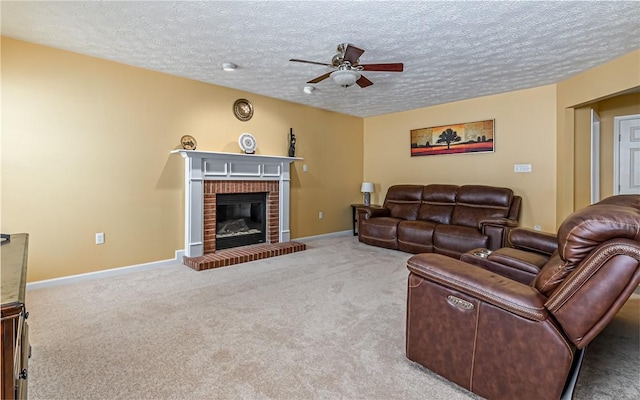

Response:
(216, 192), (267, 250)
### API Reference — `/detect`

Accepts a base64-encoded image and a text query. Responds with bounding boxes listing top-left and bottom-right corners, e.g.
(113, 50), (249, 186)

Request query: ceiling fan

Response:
(290, 43), (404, 88)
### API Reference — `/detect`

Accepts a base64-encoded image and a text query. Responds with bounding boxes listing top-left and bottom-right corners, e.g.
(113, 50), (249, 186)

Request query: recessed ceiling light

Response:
(303, 86), (315, 94)
(221, 62), (237, 71)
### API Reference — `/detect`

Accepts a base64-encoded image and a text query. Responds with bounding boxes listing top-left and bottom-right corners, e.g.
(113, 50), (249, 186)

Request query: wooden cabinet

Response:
(1, 233), (30, 399)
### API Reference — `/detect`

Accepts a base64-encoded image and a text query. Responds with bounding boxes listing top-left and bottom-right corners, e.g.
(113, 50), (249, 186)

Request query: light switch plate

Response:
(514, 164), (532, 173)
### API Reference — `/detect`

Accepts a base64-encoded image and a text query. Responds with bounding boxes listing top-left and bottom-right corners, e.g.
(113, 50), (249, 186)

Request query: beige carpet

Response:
(25, 236), (639, 399)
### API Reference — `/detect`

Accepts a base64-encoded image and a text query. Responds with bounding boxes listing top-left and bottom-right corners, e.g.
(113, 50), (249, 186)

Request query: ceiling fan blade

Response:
(343, 44), (365, 65)
(290, 59), (333, 67)
(307, 72), (332, 84)
(356, 75), (373, 88)
(361, 63), (404, 72)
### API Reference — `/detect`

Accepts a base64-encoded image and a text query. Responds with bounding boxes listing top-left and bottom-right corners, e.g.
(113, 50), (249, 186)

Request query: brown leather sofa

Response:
(357, 184), (522, 258)
(405, 194), (640, 400)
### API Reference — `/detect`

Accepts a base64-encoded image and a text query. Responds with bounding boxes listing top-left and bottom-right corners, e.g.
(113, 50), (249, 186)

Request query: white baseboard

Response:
(26, 232), (351, 290)
(27, 249), (185, 290)
(296, 230), (352, 242)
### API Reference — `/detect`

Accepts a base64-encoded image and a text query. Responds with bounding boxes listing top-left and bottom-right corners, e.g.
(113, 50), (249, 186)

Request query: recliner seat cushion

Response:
(398, 220), (437, 253)
(434, 225), (489, 257)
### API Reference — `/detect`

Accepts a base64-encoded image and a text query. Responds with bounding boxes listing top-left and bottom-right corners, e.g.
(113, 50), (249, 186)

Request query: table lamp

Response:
(361, 182), (374, 206)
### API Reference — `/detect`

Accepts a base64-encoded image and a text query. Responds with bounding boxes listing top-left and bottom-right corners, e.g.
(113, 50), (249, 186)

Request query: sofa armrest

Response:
(478, 217), (519, 229)
(509, 228), (557, 256)
(357, 206), (389, 219)
(479, 218), (519, 249)
(407, 253), (548, 321)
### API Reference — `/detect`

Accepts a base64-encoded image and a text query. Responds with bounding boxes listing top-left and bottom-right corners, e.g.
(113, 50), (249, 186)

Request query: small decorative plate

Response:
(238, 133), (257, 154)
(180, 135), (197, 150)
(233, 98), (253, 121)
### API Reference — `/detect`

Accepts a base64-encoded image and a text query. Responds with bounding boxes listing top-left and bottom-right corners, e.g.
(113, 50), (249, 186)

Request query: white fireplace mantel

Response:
(172, 150), (302, 257)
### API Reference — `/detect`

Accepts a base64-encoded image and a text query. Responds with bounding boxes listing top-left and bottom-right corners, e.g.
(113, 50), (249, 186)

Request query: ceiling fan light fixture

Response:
(331, 69), (361, 87)
(221, 62), (237, 71)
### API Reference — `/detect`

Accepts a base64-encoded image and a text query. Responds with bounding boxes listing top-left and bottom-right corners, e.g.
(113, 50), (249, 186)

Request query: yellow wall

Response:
(4, 36), (638, 283)
(573, 106), (593, 210)
(363, 85), (557, 232)
(1, 37), (364, 282)
(556, 50), (640, 226)
(363, 49), (639, 231)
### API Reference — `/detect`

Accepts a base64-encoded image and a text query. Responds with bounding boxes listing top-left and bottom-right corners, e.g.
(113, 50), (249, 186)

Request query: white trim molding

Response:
(27, 249), (185, 290)
(171, 150), (302, 257)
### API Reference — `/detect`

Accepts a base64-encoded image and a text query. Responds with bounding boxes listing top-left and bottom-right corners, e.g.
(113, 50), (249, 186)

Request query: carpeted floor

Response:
(25, 235), (639, 399)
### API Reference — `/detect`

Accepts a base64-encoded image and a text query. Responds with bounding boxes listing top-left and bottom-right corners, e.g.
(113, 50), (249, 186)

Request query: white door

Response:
(614, 114), (640, 195)
(590, 109), (601, 203)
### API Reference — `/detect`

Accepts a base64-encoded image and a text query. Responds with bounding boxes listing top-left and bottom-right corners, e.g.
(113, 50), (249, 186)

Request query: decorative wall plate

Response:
(180, 135), (197, 150)
(233, 98), (254, 121)
(238, 133), (257, 154)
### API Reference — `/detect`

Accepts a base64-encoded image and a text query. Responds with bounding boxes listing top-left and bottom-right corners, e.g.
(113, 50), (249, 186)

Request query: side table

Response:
(350, 204), (381, 236)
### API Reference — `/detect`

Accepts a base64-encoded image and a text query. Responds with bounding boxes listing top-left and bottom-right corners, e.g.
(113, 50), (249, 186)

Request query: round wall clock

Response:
(238, 133), (257, 154)
(233, 98), (254, 121)
(180, 135), (197, 150)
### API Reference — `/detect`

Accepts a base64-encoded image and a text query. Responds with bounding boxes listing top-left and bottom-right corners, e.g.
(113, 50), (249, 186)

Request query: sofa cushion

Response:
(384, 185), (422, 220)
(434, 225), (489, 258)
(418, 184), (458, 224)
(398, 220), (437, 253)
(451, 185), (514, 228)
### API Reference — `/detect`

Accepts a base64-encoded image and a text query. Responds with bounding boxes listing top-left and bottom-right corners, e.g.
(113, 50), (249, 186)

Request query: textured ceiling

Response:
(2, 1), (639, 118)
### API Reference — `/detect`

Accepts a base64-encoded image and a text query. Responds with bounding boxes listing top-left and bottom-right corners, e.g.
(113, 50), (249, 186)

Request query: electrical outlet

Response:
(534, 225), (542, 231)
(303, 164), (308, 172)
(319, 211), (323, 219)
(514, 164), (532, 173)
(95, 232), (105, 245)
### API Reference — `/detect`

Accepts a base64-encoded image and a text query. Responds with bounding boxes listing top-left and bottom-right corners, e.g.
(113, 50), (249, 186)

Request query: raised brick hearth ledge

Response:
(183, 241), (307, 271)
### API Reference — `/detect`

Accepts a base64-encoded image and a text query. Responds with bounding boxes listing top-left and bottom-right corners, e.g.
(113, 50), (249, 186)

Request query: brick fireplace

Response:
(203, 180), (279, 253)
(172, 150), (305, 270)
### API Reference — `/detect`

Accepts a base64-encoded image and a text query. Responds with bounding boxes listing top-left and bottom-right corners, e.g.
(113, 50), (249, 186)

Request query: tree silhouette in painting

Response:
(436, 128), (462, 149)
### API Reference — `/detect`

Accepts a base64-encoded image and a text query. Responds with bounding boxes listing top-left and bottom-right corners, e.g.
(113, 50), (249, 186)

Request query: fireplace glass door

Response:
(216, 192), (267, 250)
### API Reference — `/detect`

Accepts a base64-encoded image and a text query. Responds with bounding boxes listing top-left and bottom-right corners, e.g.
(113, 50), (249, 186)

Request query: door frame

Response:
(590, 109), (600, 204)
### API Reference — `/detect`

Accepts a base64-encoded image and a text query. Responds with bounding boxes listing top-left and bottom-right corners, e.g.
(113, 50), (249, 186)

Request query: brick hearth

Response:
(183, 241), (306, 271)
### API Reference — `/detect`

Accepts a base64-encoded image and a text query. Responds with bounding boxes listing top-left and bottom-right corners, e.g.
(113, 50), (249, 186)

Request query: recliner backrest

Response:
(383, 185), (422, 220)
(532, 195), (640, 348)
(533, 196), (640, 296)
(450, 185), (514, 228)
(418, 184), (458, 224)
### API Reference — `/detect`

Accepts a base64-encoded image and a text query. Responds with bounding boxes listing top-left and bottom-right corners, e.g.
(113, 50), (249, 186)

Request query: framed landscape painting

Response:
(410, 119), (494, 157)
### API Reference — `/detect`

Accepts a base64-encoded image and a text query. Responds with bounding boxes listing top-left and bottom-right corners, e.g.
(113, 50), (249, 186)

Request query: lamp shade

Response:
(361, 182), (374, 193)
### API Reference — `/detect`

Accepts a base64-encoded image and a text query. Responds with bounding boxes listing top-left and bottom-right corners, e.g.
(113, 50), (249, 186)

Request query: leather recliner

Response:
(405, 195), (640, 400)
